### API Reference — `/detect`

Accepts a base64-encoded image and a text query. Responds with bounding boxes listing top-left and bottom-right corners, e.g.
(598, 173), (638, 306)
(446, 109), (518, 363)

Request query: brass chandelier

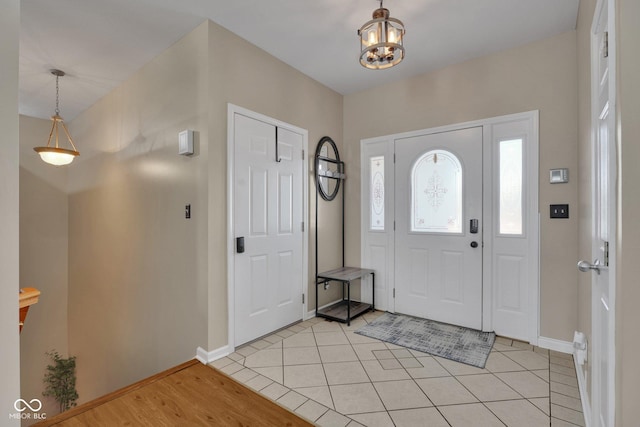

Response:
(358, 0), (406, 70)
(33, 69), (80, 166)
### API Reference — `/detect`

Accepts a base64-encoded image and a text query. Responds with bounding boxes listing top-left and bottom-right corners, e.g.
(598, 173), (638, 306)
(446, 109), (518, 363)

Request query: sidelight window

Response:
(499, 138), (524, 235)
(370, 156), (385, 230)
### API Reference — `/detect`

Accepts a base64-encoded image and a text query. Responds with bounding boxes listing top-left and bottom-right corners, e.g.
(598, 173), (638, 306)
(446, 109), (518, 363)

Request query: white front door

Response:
(583, 2), (616, 424)
(232, 112), (305, 345)
(395, 127), (483, 330)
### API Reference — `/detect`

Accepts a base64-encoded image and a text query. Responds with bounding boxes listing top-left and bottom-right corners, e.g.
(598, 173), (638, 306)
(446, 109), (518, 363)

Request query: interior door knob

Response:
(577, 259), (600, 275)
(470, 241), (478, 248)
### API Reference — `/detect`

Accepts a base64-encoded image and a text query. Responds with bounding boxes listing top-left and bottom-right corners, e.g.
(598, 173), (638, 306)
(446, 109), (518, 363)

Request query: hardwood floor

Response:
(36, 359), (313, 426)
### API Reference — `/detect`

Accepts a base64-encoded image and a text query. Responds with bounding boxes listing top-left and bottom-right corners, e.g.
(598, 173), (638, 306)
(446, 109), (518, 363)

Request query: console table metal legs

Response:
(315, 268), (375, 326)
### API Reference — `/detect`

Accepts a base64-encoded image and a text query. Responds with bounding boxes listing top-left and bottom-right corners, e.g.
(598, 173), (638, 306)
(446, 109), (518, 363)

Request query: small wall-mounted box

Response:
(178, 130), (194, 156)
(550, 168), (569, 184)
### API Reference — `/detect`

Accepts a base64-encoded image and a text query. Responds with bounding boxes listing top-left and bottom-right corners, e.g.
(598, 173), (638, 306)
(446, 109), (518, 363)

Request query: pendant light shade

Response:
(358, 0), (406, 70)
(34, 70), (79, 166)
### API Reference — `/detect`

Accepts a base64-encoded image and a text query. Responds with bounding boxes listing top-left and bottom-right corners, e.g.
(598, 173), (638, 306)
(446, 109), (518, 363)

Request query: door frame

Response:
(226, 103), (309, 352)
(361, 111), (539, 343)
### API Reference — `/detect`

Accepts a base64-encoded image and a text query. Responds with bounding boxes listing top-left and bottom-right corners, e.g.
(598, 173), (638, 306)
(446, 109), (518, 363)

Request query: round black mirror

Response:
(315, 136), (341, 201)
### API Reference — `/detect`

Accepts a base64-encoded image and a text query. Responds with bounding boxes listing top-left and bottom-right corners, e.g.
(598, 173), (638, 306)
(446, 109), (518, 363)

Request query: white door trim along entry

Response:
(227, 104), (309, 352)
(360, 111), (539, 344)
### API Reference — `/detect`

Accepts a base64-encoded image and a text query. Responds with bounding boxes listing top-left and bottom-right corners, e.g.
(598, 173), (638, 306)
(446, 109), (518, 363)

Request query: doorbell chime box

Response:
(549, 168), (569, 184)
(178, 130), (194, 156)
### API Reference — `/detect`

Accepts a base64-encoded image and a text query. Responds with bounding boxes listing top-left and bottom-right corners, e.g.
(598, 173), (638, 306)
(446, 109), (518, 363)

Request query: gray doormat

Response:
(355, 312), (495, 368)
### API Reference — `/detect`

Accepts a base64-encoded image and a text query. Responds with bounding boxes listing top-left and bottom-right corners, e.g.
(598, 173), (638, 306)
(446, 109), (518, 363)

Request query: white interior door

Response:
(233, 113), (304, 345)
(581, 2), (616, 425)
(395, 127), (483, 330)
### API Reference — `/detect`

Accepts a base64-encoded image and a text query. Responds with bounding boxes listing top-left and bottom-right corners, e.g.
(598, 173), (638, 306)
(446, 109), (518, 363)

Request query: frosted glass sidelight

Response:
(370, 156), (385, 230)
(499, 139), (523, 235)
(411, 150), (462, 233)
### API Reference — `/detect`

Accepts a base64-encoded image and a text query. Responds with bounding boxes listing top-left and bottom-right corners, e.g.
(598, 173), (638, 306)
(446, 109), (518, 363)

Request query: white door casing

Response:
(361, 112), (539, 342)
(228, 105), (308, 348)
(395, 127), (483, 330)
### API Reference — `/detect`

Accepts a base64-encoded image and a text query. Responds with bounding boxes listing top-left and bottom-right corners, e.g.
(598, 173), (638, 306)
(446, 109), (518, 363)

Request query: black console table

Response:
(314, 136), (375, 326)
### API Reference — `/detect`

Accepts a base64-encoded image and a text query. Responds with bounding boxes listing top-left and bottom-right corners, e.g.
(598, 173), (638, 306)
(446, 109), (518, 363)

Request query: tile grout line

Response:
(285, 321), (330, 424)
(434, 339), (549, 426)
(342, 313), (394, 426)
(478, 344), (550, 426)
(312, 321), (342, 421)
(548, 344), (553, 422)
(237, 314), (587, 427)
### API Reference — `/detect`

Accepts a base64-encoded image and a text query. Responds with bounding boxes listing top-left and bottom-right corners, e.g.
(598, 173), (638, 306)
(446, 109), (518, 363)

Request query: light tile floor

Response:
(209, 311), (586, 427)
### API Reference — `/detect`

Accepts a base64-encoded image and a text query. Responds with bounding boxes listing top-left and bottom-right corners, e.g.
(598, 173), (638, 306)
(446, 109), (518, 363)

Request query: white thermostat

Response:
(178, 130), (194, 156)
(549, 168), (569, 184)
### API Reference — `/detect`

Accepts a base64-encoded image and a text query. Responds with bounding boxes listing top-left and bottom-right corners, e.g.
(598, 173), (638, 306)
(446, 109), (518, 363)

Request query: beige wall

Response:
(19, 116), (70, 421)
(55, 20), (343, 403)
(204, 20), (344, 349)
(0, 0), (21, 423)
(344, 31), (580, 341)
(616, 0), (640, 423)
(66, 22), (210, 403)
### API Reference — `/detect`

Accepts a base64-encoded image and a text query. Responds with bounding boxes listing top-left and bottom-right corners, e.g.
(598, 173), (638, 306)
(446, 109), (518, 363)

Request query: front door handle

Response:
(470, 241), (478, 248)
(236, 237), (245, 254)
(577, 259), (600, 275)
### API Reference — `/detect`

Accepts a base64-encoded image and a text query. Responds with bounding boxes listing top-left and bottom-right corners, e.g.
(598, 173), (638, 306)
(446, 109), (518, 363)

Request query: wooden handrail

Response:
(19, 287), (41, 333)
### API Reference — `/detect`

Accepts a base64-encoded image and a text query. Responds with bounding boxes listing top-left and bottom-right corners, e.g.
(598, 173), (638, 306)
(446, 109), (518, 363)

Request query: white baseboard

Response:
(537, 336), (573, 354)
(574, 352), (592, 427)
(195, 345), (231, 364)
(538, 337), (591, 426)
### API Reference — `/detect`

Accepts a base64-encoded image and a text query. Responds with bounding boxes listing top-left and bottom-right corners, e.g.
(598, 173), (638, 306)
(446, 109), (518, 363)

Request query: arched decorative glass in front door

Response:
(411, 149), (463, 233)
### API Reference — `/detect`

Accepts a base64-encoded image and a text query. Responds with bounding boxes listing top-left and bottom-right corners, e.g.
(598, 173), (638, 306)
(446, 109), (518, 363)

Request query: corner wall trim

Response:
(195, 346), (231, 364)
(537, 336), (573, 354)
(574, 352), (592, 427)
(539, 336), (591, 426)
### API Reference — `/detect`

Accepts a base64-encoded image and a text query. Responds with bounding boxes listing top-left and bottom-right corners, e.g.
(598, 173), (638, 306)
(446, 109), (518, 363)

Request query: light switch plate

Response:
(550, 204), (569, 218)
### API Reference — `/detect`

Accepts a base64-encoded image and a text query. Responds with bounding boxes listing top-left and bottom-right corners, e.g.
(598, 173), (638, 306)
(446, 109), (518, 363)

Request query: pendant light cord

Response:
(55, 74), (60, 116)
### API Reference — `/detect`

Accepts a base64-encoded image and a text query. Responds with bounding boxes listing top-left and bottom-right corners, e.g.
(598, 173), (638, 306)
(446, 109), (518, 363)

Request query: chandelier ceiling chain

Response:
(358, 0), (406, 70)
(54, 71), (60, 116)
(33, 69), (80, 166)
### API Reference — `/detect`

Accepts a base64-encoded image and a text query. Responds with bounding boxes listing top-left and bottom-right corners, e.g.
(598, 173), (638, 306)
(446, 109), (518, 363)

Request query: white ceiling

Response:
(20, 0), (579, 121)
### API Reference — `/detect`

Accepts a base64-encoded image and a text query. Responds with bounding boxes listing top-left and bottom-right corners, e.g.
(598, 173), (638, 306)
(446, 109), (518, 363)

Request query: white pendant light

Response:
(358, 0), (406, 70)
(33, 69), (80, 166)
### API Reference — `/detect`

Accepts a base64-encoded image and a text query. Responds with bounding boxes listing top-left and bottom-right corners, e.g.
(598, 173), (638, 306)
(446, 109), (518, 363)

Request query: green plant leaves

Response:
(42, 350), (78, 413)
